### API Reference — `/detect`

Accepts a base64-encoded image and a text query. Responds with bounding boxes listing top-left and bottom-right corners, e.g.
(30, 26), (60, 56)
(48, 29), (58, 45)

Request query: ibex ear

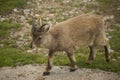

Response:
(32, 16), (36, 32)
(39, 24), (50, 32)
(38, 18), (42, 26)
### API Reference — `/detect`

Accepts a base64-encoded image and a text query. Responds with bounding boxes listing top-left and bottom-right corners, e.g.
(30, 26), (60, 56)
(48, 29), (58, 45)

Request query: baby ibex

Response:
(30, 14), (110, 76)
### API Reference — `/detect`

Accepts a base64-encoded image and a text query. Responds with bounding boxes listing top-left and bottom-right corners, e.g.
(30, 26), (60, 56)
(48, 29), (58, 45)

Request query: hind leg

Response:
(86, 46), (96, 64)
(103, 37), (110, 63)
(66, 50), (77, 72)
(104, 45), (110, 63)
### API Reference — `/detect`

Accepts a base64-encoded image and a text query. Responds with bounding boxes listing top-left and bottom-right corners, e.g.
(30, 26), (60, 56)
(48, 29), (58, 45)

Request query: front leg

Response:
(43, 50), (54, 76)
(104, 45), (110, 63)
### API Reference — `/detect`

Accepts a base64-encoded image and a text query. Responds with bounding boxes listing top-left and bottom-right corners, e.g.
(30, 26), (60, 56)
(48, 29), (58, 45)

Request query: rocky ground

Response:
(0, 64), (120, 80)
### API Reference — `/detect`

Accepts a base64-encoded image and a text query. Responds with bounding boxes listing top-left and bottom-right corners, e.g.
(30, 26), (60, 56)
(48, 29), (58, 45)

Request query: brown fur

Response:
(30, 14), (110, 75)
(41, 14), (108, 51)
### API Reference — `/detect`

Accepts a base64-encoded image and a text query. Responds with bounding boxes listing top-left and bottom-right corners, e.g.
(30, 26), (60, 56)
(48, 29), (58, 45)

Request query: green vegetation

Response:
(96, 0), (114, 9)
(109, 24), (120, 51)
(96, 0), (120, 23)
(53, 49), (120, 73)
(0, 48), (46, 67)
(96, 0), (118, 13)
(0, 0), (27, 15)
(0, 47), (120, 73)
(0, 21), (21, 38)
(95, 0), (120, 51)
(76, 52), (120, 73)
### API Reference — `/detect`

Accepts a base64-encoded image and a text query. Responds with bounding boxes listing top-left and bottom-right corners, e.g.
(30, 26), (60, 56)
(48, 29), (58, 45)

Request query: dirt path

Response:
(0, 64), (119, 80)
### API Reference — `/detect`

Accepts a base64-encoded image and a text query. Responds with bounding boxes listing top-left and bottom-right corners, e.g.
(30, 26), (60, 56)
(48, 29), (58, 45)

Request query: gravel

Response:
(0, 64), (119, 80)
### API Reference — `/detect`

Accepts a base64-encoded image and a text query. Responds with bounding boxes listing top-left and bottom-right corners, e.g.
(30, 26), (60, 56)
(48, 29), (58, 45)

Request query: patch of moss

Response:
(0, 0), (27, 15)
(109, 24), (120, 51)
(0, 48), (46, 67)
(0, 21), (21, 38)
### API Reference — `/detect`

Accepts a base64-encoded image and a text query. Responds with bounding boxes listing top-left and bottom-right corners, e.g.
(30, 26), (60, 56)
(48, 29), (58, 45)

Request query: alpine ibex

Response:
(30, 14), (110, 76)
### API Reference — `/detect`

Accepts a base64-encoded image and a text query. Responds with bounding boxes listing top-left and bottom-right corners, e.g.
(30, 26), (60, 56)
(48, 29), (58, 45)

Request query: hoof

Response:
(43, 72), (50, 76)
(86, 60), (92, 65)
(70, 68), (77, 72)
(106, 59), (110, 63)
(86, 62), (91, 65)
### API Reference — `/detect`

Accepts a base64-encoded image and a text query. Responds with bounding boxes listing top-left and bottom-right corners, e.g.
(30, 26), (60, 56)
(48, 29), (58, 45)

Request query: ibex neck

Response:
(42, 33), (55, 50)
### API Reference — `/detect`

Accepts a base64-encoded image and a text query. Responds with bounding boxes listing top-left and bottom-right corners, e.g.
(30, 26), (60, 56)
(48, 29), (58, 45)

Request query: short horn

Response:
(32, 16), (36, 32)
(39, 24), (47, 30)
(32, 16), (35, 28)
(39, 18), (42, 26)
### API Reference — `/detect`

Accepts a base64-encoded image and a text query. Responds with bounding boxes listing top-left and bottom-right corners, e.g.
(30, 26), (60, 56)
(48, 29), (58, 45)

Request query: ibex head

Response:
(30, 18), (50, 48)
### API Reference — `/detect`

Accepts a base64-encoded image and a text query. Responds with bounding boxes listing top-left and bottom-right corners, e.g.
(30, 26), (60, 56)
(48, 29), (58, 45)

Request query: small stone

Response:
(109, 15), (114, 19)
(0, 18), (6, 21)
(62, 12), (69, 16)
(34, 14), (40, 17)
(23, 9), (31, 15)
(20, 16), (26, 21)
(109, 49), (114, 53)
(69, 11), (74, 14)
(83, 0), (88, 3)
(117, 57), (120, 59)
(52, 0), (55, 2)
(117, 7), (120, 10)
(112, 59), (116, 61)
(27, 1), (32, 5)
(108, 36), (112, 39)
(44, 17), (50, 21)
(48, 14), (55, 18)
(63, 0), (71, 3)
(27, 50), (33, 53)
(38, 0), (42, 2)
(13, 8), (19, 12)
(0, 44), (4, 47)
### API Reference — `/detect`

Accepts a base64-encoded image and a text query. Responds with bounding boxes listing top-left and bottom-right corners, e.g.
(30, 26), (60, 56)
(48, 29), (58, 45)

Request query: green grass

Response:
(0, 48), (46, 67)
(92, 0), (120, 51)
(76, 52), (120, 73)
(109, 24), (120, 51)
(53, 48), (120, 73)
(95, 0), (120, 23)
(0, 21), (21, 39)
(0, 0), (27, 15)
(96, 0), (113, 8)
(0, 47), (120, 73)
(55, 0), (63, 3)
(95, 0), (116, 12)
